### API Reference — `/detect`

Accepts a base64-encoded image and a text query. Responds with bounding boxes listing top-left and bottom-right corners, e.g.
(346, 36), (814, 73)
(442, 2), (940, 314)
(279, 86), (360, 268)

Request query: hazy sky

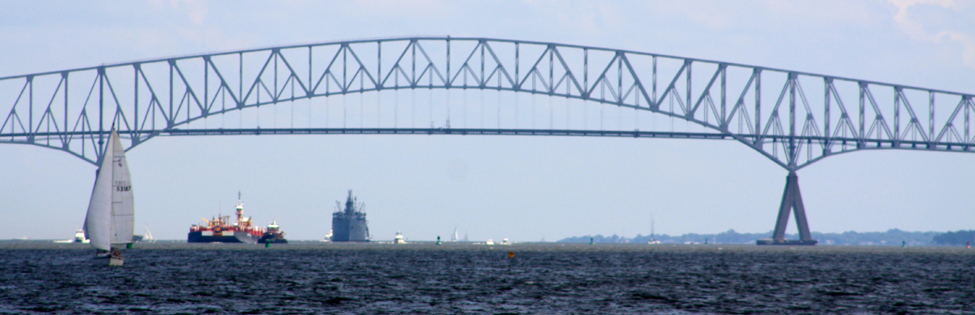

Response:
(2, 1), (974, 241)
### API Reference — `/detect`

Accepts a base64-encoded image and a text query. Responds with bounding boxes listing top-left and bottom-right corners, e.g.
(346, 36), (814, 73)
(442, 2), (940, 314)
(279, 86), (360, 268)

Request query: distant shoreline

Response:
(558, 229), (974, 246)
(2, 240), (974, 253)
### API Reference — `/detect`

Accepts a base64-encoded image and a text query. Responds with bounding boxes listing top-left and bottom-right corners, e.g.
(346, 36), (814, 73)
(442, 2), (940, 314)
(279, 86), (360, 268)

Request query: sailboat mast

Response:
(650, 213), (655, 240)
(109, 129), (135, 245)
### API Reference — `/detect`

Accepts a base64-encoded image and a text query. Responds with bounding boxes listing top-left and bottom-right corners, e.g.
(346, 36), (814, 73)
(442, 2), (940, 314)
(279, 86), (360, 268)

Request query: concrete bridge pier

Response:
(757, 171), (818, 245)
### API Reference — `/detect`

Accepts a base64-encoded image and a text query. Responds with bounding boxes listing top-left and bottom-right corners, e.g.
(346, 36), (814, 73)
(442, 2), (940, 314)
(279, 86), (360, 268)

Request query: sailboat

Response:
(84, 129), (135, 266)
(648, 213), (661, 244)
(141, 225), (154, 243)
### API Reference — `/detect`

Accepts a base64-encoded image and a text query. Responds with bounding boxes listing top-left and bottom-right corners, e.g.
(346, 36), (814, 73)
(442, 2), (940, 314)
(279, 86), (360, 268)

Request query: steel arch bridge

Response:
(3, 37), (973, 244)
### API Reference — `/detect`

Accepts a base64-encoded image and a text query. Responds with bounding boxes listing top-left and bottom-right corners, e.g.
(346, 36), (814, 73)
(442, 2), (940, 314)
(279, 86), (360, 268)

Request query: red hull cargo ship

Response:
(188, 193), (264, 243)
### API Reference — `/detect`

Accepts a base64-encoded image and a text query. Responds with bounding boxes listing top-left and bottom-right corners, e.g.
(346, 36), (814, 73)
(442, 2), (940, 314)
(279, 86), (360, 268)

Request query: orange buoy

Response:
(508, 251), (514, 258)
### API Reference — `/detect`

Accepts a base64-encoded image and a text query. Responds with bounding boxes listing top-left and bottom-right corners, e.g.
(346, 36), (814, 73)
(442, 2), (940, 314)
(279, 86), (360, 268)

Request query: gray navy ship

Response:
(331, 190), (370, 242)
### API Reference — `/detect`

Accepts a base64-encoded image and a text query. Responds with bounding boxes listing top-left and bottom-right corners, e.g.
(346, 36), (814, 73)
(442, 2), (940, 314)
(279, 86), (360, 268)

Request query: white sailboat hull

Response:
(93, 253), (123, 266)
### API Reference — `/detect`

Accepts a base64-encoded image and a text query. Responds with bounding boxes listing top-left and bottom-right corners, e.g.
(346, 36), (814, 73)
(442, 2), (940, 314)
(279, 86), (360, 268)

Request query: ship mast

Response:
(236, 191), (244, 225)
(345, 190), (355, 214)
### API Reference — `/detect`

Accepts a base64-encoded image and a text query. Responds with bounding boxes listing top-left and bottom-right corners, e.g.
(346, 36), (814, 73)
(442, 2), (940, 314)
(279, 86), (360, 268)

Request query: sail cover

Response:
(110, 130), (135, 245)
(84, 130), (116, 251)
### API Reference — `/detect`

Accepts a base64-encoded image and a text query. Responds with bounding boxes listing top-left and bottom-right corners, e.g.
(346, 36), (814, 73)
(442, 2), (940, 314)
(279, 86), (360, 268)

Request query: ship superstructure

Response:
(331, 190), (370, 242)
(188, 192), (264, 243)
(259, 220), (288, 244)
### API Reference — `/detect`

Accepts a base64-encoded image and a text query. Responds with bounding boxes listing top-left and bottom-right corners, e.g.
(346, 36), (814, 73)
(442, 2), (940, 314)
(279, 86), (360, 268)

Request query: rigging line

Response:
(359, 76), (364, 128)
(222, 89), (226, 129)
(377, 90), (381, 128)
(428, 88), (432, 128)
(445, 87), (449, 127)
(737, 108), (742, 134)
(515, 92), (519, 128)
(325, 91), (329, 128)
(531, 74), (536, 129)
(325, 78), (329, 128)
(549, 93), (553, 130)
(411, 88), (415, 128)
(532, 92), (536, 129)
(566, 84), (570, 129)
(498, 74), (503, 129)
(291, 80), (295, 129)
(652, 102), (655, 131)
(481, 89), (484, 128)
(430, 73), (435, 127)
(463, 88), (467, 128)
(394, 89), (398, 128)
(396, 75), (400, 128)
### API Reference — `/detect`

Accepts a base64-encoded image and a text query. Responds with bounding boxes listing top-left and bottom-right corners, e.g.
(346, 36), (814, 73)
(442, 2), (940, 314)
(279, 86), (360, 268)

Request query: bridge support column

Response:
(757, 171), (817, 245)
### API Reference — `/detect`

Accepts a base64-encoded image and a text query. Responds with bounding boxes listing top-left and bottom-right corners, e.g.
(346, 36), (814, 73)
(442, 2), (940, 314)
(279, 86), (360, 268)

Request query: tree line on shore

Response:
(558, 229), (975, 246)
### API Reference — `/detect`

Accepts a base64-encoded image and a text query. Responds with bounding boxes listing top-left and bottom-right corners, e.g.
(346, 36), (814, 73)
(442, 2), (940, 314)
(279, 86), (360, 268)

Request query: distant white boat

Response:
(450, 227), (459, 242)
(501, 238), (511, 245)
(485, 239), (495, 245)
(53, 229), (89, 243)
(83, 129), (134, 266)
(393, 231), (406, 244)
(141, 225), (154, 243)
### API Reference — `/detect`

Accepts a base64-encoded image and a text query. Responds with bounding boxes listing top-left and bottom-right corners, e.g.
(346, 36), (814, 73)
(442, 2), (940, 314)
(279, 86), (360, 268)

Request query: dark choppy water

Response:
(1, 242), (974, 314)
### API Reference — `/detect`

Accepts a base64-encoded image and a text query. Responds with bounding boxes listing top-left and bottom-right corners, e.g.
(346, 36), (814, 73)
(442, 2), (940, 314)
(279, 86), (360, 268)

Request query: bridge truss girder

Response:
(1, 37), (973, 168)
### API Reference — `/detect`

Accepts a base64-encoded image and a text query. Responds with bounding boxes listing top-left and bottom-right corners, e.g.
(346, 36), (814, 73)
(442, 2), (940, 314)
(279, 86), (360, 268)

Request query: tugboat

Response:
(187, 192), (264, 243)
(259, 220), (288, 244)
(74, 229), (89, 243)
(54, 229), (90, 244)
(331, 190), (370, 242)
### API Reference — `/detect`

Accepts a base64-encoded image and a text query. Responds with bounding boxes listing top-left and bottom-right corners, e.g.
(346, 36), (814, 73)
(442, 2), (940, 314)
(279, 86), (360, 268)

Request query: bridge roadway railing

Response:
(1, 37), (973, 169)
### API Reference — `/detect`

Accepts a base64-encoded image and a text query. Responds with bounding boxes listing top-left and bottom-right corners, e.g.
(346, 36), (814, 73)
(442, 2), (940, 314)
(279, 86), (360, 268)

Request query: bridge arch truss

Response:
(1, 37), (973, 169)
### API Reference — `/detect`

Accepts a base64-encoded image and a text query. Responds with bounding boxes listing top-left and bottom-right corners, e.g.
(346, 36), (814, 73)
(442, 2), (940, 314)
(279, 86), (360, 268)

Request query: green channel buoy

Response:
(436, 236), (442, 245)
(126, 243), (133, 249)
(265, 240), (271, 248)
(589, 237), (594, 245)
